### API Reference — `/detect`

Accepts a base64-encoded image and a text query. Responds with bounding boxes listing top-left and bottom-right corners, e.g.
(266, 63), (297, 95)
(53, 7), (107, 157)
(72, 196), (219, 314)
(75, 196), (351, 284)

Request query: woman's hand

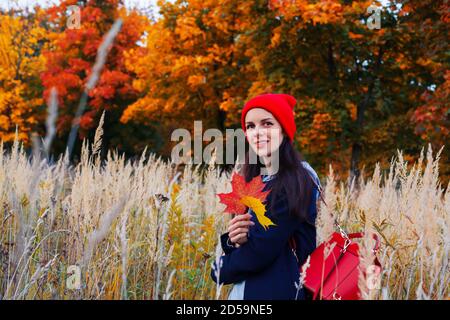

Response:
(228, 213), (255, 246)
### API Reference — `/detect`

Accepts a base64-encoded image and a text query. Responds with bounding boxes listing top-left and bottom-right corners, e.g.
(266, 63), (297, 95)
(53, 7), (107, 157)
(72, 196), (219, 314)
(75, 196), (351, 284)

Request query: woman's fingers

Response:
(227, 213), (254, 245)
(230, 213), (252, 224)
(228, 214), (254, 233)
(230, 232), (248, 244)
(229, 226), (250, 238)
(228, 220), (254, 233)
(235, 233), (249, 245)
(229, 213), (251, 227)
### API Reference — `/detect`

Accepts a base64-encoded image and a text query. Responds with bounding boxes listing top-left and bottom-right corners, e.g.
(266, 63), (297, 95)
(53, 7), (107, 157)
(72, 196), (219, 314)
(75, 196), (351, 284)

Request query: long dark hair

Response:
(242, 137), (315, 224)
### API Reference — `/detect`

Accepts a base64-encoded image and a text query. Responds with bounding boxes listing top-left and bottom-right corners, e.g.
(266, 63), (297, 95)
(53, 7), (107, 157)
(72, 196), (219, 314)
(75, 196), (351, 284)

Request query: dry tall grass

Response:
(0, 128), (448, 299)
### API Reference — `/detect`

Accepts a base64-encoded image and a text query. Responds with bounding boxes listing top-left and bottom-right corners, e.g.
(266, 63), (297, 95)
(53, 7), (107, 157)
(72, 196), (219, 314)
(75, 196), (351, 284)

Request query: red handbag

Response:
(290, 230), (381, 300)
(289, 174), (382, 300)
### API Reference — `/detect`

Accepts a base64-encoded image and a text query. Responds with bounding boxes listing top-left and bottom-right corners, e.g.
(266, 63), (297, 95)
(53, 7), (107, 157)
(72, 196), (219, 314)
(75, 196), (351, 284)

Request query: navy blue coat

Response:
(210, 162), (320, 300)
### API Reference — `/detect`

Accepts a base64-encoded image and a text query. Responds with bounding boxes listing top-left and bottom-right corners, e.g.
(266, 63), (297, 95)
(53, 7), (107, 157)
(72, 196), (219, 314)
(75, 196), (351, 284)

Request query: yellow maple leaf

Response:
(240, 196), (276, 231)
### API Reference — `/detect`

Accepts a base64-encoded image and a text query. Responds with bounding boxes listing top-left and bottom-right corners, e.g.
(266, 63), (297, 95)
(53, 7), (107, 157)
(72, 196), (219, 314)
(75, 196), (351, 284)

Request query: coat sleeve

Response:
(220, 232), (237, 255)
(210, 192), (297, 285)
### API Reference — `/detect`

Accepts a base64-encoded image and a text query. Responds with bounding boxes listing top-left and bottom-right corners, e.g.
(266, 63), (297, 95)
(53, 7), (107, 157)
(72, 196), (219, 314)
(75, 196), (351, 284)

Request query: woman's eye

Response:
(246, 124), (254, 129)
(264, 122), (273, 127)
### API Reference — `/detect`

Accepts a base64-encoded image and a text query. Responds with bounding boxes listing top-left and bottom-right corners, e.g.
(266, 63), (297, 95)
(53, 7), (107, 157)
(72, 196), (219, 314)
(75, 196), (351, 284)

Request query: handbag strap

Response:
(304, 170), (349, 239)
(290, 170), (380, 253)
(289, 232), (380, 253)
(347, 232), (381, 252)
(306, 170), (327, 207)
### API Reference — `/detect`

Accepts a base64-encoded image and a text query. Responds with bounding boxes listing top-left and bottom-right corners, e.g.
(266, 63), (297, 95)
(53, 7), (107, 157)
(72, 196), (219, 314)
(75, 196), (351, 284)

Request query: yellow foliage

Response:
(0, 12), (48, 144)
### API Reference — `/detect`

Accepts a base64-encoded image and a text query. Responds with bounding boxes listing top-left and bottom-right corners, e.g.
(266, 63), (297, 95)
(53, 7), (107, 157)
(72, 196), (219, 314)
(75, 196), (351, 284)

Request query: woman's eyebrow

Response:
(246, 118), (274, 124)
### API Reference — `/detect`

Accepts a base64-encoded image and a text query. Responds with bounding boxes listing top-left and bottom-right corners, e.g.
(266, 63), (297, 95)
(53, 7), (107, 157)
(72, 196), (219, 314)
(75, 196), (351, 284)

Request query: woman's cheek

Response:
(246, 132), (257, 148)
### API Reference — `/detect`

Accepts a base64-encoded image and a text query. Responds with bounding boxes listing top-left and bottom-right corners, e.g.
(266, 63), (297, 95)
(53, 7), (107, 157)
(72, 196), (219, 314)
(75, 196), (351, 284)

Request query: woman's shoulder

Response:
(300, 160), (321, 187)
(300, 161), (321, 224)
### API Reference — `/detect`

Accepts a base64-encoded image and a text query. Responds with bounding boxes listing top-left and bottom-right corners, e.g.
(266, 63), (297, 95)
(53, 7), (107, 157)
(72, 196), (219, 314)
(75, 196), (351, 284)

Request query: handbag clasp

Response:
(341, 238), (351, 253)
(337, 224), (351, 253)
(332, 292), (342, 300)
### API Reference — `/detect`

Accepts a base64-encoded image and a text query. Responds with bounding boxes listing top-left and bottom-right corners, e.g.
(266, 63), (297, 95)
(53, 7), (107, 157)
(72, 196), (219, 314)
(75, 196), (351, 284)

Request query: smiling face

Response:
(244, 108), (285, 158)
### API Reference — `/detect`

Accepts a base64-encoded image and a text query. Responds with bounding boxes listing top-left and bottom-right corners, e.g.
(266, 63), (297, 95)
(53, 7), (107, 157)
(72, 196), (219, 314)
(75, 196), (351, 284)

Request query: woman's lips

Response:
(256, 140), (269, 148)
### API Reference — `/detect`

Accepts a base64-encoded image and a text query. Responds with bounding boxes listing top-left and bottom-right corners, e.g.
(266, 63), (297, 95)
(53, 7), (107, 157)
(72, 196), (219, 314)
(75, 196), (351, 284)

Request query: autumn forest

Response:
(0, 0), (449, 182)
(0, 0), (449, 301)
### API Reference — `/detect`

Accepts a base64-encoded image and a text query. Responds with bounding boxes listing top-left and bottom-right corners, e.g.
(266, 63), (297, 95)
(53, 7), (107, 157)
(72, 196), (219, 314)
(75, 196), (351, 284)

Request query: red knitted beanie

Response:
(241, 93), (297, 142)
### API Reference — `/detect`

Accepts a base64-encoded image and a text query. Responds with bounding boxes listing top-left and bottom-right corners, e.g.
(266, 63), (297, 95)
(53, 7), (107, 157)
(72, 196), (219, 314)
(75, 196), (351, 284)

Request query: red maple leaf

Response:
(217, 173), (271, 215)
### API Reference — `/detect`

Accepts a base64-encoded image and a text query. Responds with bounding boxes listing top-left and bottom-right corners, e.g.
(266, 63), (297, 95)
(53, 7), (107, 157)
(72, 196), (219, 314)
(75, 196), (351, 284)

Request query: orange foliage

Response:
(41, 0), (147, 139)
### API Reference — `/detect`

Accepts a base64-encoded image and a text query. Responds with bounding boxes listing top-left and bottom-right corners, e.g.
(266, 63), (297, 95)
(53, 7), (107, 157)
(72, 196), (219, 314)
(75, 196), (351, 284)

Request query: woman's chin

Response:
(256, 149), (270, 158)
(249, 145), (271, 158)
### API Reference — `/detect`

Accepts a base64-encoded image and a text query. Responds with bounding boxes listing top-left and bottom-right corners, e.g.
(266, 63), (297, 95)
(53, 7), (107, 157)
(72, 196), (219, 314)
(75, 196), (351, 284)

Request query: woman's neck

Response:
(261, 156), (274, 175)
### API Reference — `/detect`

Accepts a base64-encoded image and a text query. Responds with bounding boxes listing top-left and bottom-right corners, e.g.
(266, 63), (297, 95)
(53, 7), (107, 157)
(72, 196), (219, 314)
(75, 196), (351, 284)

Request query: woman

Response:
(210, 93), (321, 300)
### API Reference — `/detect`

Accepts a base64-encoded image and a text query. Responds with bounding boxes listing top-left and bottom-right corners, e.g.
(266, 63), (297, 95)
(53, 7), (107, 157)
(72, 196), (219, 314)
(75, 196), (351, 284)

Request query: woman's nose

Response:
(255, 125), (267, 138)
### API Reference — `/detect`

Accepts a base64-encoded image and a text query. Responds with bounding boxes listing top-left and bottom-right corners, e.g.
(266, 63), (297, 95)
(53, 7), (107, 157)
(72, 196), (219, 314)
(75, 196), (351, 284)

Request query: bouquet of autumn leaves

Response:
(217, 173), (276, 231)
